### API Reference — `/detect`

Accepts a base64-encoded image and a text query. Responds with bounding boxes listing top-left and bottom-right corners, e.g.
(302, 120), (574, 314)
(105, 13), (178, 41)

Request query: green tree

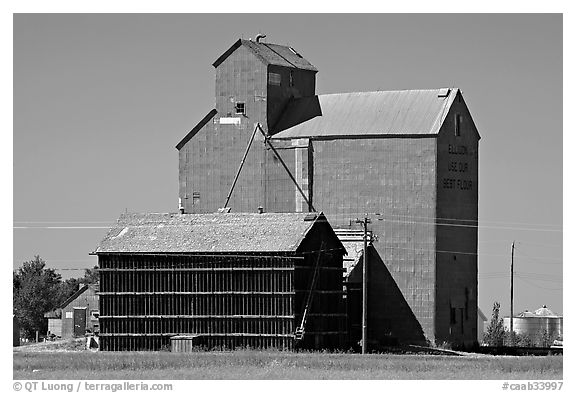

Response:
(537, 328), (552, 348)
(56, 266), (99, 304)
(516, 332), (534, 347)
(13, 256), (63, 339)
(483, 302), (506, 347)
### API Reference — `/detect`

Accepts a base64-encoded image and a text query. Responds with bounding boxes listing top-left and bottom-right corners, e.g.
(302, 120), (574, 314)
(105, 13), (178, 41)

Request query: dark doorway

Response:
(73, 308), (87, 337)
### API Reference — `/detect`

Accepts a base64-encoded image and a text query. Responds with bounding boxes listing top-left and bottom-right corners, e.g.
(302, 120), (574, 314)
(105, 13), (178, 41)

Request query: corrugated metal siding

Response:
(434, 93), (479, 346)
(310, 138), (438, 342)
(182, 44), (268, 214)
(272, 89), (458, 138)
(181, 41), (317, 215)
(347, 247), (427, 345)
(263, 139), (313, 213)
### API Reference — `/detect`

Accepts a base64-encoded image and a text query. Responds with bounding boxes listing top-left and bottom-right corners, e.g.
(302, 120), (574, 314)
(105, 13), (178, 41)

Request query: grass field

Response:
(13, 347), (563, 380)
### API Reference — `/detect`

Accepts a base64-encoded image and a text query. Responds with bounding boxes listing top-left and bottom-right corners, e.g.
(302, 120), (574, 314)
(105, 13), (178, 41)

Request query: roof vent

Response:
(255, 34), (266, 43)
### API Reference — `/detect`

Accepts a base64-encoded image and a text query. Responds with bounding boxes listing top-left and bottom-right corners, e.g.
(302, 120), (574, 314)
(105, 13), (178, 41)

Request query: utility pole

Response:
(355, 216), (371, 354)
(510, 241), (515, 345)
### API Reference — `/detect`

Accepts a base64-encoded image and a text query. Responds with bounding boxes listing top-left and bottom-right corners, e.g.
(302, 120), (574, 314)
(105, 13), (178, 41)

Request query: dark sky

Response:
(12, 14), (562, 316)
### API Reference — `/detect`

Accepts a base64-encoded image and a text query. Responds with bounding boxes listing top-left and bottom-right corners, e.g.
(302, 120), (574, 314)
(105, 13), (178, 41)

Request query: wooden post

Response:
(510, 241), (515, 345)
(356, 216), (371, 354)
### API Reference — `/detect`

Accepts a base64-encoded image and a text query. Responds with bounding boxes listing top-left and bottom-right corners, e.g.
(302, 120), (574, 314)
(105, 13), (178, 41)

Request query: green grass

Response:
(13, 349), (563, 380)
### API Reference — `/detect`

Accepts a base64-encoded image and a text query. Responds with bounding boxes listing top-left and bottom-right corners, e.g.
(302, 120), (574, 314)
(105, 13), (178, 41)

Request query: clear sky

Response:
(13, 14), (562, 317)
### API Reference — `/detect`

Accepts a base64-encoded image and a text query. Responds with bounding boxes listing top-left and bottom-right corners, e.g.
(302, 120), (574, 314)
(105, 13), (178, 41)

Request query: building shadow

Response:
(346, 245), (427, 348)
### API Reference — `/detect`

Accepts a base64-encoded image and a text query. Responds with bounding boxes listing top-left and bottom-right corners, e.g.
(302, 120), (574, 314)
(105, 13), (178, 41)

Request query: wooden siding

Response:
(98, 251), (346, 351)
(61, 286), (99, 339)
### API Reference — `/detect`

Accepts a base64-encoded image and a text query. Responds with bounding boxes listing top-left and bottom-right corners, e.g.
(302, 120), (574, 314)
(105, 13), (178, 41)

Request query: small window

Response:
(235, 102), (245, 115)
(455, 114), (462, 137)
(268, 72), (281, 86)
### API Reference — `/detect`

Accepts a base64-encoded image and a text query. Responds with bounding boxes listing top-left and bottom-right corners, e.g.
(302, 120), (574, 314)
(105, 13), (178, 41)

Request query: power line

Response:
(14, 221), (117, 224)
(14, 226), (111, 229)
(479, 271), (562, 283)
(329, 212), (562, 230)
(516, 241), (563, 248)
(514, 247), (563, 263)
(515, 276), (563, 291)
(13, 213), (562, 231)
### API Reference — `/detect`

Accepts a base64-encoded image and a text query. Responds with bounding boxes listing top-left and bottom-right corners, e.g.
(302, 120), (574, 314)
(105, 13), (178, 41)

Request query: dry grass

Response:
(13, 345), (563, 380)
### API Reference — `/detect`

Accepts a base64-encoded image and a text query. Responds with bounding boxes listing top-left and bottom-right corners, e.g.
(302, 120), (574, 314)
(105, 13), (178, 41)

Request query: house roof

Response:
(213, 39), (317, 72)
(94, 212), (339, 254)
(54, 283), (99, 311)
(272, 88), (463, 139)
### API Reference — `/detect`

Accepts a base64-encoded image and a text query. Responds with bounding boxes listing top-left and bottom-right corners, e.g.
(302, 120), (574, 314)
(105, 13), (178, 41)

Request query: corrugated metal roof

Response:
(95, 212), (330, 254)
(262, 43), (317, 71)
(272, 88), (459, 138)
(533, 306), (557, 317)
(213, 39), (317, 72)
(517, 310), (536, 318)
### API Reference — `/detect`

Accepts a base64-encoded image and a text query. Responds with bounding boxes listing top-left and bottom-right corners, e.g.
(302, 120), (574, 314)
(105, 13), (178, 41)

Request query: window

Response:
(235, 102), (245, 115)
(455, 114), (462, 137)
(268, 72), (281, 86)
(289, 71), (294, 87)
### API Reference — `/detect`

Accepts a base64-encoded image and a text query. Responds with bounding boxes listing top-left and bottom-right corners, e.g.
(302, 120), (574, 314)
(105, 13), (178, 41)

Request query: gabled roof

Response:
(49, 283), (99, 313)
(94, 212), (341, 254)
(272, 88), (465, 139)
(213, 39), (317, 72)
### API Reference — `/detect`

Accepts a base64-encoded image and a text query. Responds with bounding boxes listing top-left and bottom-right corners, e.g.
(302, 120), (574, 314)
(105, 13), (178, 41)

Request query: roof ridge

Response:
(315, 88), (457, 97)
(272, 88), (475, 139)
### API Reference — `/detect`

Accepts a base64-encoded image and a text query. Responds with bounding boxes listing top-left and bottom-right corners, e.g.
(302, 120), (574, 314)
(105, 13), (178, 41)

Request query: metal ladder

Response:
(295, 242), (324, 341)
